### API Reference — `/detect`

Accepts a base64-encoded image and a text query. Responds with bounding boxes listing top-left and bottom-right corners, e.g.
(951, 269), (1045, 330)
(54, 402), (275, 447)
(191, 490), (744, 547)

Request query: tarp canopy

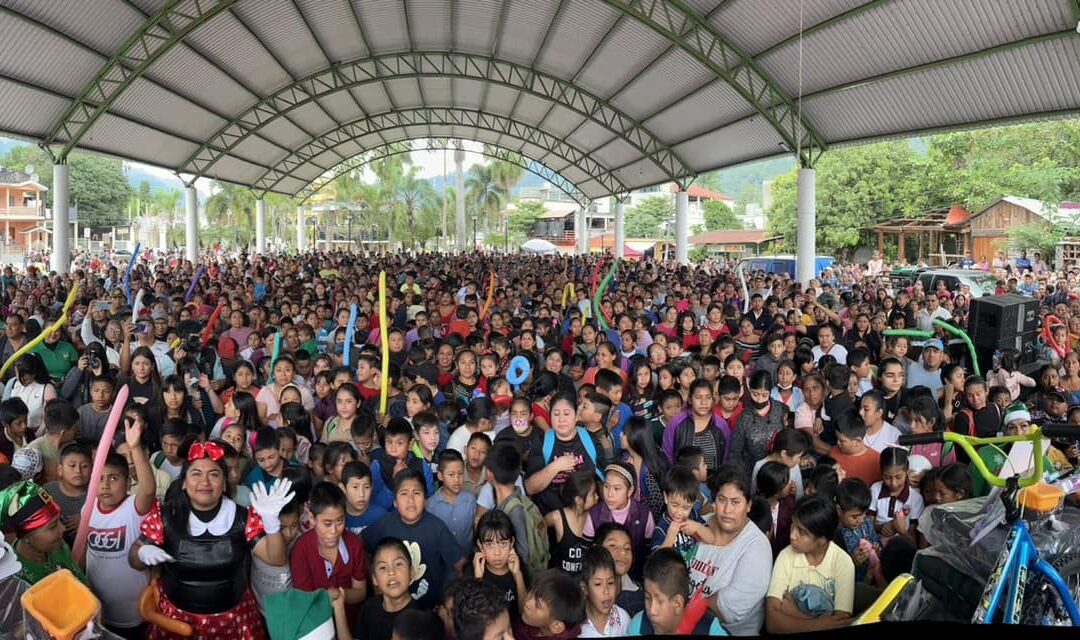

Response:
(520, 238), (559, 254)
(0, 1), (1077, 203)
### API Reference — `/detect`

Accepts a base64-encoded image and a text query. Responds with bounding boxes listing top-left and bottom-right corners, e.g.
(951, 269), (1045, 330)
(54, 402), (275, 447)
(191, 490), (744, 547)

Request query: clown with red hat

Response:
(0, 480), (86, 586)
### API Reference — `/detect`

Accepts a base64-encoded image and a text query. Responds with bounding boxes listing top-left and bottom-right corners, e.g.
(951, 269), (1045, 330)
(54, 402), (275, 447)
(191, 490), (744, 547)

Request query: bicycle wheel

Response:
(1020, 552), (1080, 626)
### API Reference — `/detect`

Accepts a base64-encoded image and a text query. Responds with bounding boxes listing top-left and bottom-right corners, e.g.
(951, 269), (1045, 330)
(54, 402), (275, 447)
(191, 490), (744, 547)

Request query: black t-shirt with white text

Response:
(525, 432), (596, 514)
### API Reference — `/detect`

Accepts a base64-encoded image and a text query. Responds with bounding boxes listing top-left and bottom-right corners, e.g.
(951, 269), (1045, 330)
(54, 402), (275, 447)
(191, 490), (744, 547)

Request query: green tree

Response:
(205, 181), (255, 246)
(67, 155), (132, 228)
(465, 163), (505, 246)
(507, 199), (546, 247)
(370, 155), (408, 247)
(703, 200), (741, 231)
(136, 180), (152, 217)
(395, 167), (438, 249)
(1008, 224), (1063, 260)
(625, 196), (673, 238)
(767, 142), (927, 255)
(485, 146), (525, 244)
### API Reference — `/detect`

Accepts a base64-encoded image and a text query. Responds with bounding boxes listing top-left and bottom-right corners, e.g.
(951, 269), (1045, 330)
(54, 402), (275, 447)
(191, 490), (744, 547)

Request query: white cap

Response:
(908, 454), (933, 474)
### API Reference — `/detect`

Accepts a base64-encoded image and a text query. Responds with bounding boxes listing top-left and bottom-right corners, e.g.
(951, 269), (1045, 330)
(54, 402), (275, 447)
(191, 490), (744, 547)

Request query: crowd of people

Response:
(0, 245), (1072, 639)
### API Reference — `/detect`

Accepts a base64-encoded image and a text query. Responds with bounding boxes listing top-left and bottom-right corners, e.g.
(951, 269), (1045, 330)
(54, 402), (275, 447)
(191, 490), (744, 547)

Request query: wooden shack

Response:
(870, 206), (970, 266)
(969, 197), (1055, 262)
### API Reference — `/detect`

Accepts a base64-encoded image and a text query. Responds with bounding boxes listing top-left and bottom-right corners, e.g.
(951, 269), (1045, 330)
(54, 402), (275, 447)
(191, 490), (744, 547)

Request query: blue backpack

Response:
(542, 427), (605, 481)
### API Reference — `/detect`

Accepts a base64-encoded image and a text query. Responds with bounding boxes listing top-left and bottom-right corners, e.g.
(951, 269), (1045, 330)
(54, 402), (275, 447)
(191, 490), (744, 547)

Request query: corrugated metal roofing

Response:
(0, 0), (1075, 201)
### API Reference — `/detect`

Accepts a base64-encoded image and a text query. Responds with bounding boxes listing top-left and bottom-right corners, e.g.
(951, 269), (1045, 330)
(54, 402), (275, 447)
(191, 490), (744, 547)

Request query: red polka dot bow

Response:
(188, 441), (225, 462)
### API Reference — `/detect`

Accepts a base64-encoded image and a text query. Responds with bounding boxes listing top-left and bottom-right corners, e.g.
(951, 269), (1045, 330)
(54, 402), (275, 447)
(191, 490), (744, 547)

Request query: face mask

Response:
(778, 383), (793, 391)
(751, 399), (769, 410)
(511, 417), (529, 433)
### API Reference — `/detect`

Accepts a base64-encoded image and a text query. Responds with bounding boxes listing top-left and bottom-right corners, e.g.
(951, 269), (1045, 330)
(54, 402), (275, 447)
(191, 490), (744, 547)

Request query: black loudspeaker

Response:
(968, 294), (1039, 344)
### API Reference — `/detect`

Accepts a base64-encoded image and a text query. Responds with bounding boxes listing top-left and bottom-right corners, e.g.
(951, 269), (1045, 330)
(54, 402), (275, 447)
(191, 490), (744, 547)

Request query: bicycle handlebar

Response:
(897, 428), (1068, 489)
(1038, 423), (1080, 440)
(897, 433), (943, 446)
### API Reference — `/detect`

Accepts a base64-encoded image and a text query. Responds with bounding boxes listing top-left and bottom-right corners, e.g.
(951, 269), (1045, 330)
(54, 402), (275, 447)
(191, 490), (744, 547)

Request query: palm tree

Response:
(370, 155), (407, 248)
(396, 167), (438, 249)
(465, 163), (504, 248)
(486, 148), (526, 248)
(205, 181), (256, 246)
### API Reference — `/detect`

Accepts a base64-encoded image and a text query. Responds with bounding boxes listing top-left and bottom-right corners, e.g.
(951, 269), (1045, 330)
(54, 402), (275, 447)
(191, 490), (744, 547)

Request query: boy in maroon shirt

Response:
(289, 482), (368, 623)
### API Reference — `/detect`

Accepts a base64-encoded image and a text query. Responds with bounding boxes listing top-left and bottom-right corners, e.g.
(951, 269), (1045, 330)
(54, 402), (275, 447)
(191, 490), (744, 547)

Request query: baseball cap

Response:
(923, 338), (944, 351)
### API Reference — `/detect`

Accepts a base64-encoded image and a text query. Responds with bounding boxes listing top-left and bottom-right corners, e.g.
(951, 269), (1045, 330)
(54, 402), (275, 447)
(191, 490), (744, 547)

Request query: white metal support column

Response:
(797, 168), (816, 287)
(296, 206), (306, 253)
(255, 199), (266, 253)
(614, 198), (626, 260)
(51, 163), (70, 274)
(578, 204), (589, 254)
(184, 185), (198, 264)
(675, 190), (689, 264)
(455, 145), (465, 252)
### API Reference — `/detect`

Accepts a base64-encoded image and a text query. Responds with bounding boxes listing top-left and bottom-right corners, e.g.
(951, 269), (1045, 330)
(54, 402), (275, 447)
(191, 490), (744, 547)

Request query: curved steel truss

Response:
(296, 139), (587, 206)
(599, 0), (827, 167)
(42, 0), (239, 162)
(179, 51), (693, 184)
(251, 107), (628, 196)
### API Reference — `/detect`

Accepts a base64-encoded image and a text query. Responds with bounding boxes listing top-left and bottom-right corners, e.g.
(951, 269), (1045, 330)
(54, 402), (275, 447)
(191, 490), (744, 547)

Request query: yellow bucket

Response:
(21, 569), (99, 640)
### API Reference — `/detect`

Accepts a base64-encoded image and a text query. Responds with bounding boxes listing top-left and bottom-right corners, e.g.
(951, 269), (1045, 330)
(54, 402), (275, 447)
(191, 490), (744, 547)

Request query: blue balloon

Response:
(123, 243), (142, 305)
(506, 355), (531, 390)
(343, 303), (358, 368)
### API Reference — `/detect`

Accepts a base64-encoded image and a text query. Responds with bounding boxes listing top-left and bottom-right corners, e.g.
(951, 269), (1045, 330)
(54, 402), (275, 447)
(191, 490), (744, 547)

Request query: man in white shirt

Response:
(915, 295), (951, 331)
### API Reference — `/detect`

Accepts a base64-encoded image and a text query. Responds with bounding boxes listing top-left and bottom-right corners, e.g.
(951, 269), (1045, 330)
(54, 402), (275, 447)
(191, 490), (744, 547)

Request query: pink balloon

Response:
(73, 385), (130, 566)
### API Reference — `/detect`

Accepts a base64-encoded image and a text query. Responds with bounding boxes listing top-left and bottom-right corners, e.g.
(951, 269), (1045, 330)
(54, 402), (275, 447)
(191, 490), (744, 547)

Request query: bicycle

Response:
(899, 424), (1080, 625)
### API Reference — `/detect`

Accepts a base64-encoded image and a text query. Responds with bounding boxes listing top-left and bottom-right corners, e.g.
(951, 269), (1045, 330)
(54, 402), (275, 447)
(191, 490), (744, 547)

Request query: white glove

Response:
(250, 478), (295, 535)
(137, 544), (175, 566)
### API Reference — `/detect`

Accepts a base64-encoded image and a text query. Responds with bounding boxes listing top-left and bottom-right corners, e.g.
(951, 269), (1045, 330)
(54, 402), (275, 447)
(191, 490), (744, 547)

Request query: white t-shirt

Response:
(863, 421), (902, 453)
(446, 426), (494, 458)
(579, 604), (631, 637)
(87, 496), (150, 628)
(811, 343), (848, 365)
(687, 522), (773, 636)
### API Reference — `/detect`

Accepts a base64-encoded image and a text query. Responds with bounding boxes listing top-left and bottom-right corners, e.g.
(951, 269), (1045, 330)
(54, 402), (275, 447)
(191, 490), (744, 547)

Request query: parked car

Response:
(906, 268), (998, 297)
(736, 254), (836, 282)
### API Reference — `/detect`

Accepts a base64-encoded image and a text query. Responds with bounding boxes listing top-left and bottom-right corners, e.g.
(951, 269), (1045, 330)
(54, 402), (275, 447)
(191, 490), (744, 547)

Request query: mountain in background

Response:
(700, 156), (796, 202)
(124, 165), (185, 194)
(0, 138), (20, 158)
(428, 170), (545, 196)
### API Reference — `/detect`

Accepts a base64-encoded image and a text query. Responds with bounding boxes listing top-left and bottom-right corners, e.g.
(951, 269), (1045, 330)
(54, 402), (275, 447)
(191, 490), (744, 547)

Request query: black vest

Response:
(160, 500), (251, 614)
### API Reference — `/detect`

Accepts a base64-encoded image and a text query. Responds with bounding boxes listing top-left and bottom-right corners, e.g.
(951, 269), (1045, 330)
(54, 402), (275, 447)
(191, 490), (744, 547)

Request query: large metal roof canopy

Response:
(0, 0), (1078, 202)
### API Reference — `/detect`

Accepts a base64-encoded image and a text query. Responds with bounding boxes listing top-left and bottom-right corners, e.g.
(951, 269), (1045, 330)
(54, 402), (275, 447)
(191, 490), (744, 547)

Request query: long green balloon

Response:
(884, 324), (980, 377)
(593, 260), (619, 331)
(932, 318), (980, 377)
(270, 332), (283, 384)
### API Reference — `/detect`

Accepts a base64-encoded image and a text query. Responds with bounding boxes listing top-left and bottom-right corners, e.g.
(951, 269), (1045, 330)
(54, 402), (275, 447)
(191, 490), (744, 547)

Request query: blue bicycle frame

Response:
(975, 517), (1080, 624)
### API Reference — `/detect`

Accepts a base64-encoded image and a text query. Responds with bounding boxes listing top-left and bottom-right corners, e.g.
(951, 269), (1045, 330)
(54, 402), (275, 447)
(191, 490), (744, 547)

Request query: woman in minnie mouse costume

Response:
(129, 440), (294, 640)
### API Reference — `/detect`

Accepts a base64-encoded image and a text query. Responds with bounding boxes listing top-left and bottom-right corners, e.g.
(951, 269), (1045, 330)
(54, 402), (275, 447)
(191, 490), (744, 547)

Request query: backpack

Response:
(500, 492), (550, 578)
(542, 427), (605, 481)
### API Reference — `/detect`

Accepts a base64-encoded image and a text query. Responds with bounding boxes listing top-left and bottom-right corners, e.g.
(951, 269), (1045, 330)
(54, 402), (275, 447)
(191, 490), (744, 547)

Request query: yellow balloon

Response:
(1, 284), (80, 379)
(379, 271), (390, 415)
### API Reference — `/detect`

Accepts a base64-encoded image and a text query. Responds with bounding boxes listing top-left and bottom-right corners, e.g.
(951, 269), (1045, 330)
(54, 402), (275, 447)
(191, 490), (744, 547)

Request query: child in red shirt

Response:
(290, 482), (369, 622)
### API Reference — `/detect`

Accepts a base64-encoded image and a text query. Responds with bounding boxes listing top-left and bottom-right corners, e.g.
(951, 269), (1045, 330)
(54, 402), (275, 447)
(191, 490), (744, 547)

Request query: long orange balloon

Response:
(481, 271), (496, 319)
(379, 271), (390, 415)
